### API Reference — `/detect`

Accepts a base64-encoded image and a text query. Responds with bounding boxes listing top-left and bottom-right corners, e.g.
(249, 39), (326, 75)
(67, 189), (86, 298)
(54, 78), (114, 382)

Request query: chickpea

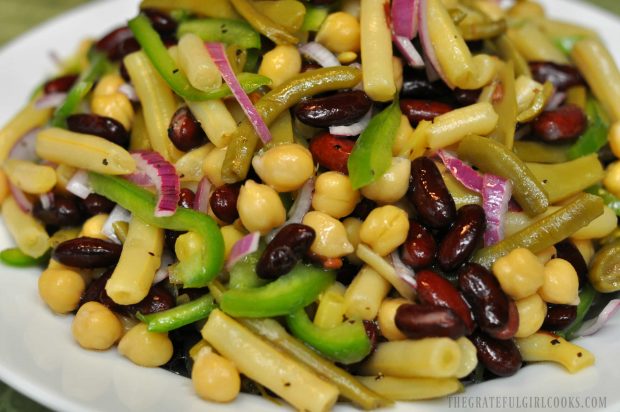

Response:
(392, 115), (414, 157)
(337, 51), (358, 64)
(93, 73), (124, 96)
(377, 298), (409, 341)
(604, 161), (620, 198)
(313, 172), (360, 218)
(175, 231), (203, 262)
(342, 217), (363, 264)
(91, 93), (134, 130)
(492, 248), (545, 300)
(572, 239), (594, 264)
(508, 1), (545, 18)
(571, 205), (617, 240)
(202, 146), (227, 187)
(79, 214), (109, 240)
(38, 268), (85, 314)
(535, 245), (556, 265)
(302, 211), (354, 258)
(118, 323), (173, 367)
(539, 258), (579, 305)
(192, 347), (240, 403)
(359, 205), (409, 256)
(608, 121), (620, 158)
(72, 301), (122, 350)
(315, 12), (361, 53)
(360, 157), (411, 204)
(258, 45), (301, 88)
(515, 294), (547, 338)
(237, 180), (286, 234)
(221, 225), (245, 259)
(252, 144), (314, 192)
(0, 170), (9, 204)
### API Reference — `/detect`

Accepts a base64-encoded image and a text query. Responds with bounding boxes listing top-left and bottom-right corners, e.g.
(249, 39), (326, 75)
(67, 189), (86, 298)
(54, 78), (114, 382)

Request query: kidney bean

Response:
(168, 106), (207, 152)
(53, 237), (122, 268)
(543, 304), (577, 331)
(490, 300), (519, 340)
(395, 304), (466, 339)
(400, 220), (436, 269)
(453, 88), (481, 106)
(129, 284), (175, 315)
(256, 224), (316, 279)
(529, 61), (585, 91)
(470, 332), (522, 377)
(554, 240), (588, 286)
(458, 263), (510, 337)
(437, 204), (485, 271)
(416, 269), (475, 334)
(43, 74), (78, 95)
(80, 269), (118, 310)
(66, 114), (129, 147)
(408, 156), (456, 229)
(209, 184), (240, 224)
(533, 104), (586, 144)
(598, 144), (616, 167)
(295, 90), (372, 128)
(401, 69), (451, 100)
(309, 132), (355, 174)
(81, 193), (115, 216)
(300, 62), (322, 73)
(350, 198), (377, 220)
(95, 26), (138, 61)
(178, 188), (195, 209)
(400, 99), (453, 126)
(142, 8), (178, 35)
(32, 194), (84, 227)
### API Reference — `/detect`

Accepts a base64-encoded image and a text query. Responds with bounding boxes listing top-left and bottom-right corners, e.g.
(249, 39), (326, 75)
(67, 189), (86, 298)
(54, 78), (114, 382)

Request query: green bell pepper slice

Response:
(228, 251), (267, 290)
(137, 294), (216, 332)
(301, 6), (328, 32)
(567, 98), (609, 160)
(586, 185), (620, 216)
(177, 18), (261, 49)
(88, 173), (224, 288)
(0, 247), (49, 267)
(220, 264), (335, 317)
(558, 283), (597, 341)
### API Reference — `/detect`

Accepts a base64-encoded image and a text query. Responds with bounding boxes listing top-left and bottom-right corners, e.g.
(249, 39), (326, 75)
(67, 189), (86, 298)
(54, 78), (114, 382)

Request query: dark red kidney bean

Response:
(309, 132), (355, 174)
(350, 198), (377, 220)
(408, 156), (456, 229)
(395, 304), (466, 339)
(178, 188), (195, 209)
(400, 69), (451, 100)
(543, 304), (577, 331)
(66, 114), (129, 147)
(300, 62), (322, 73)
(554, 240), (588, 285)
(142, 8), (178, 35)
(209, 184), (240, 224)
(53, 237), (122, 268)
(95, 26), (137, 61)
(529, 61), (585, 91)
(416, 269), (475, 334)
(164, 230), (184, 255)
(81, 193), (115, 216)
(43, 74), (78, 94)
(294, 90), (372, 128)
(32, 194), (84, 227)
(470, 332), (522, 377)
(437, 204), (485, 272)
(168, 107), (207, 152)
(119, 60), (131, 82)
(80, 269), (118, 310)
(489, 299), (519, 340)
(598, 144), (616, 167)
(533, 104), (586, 144)
(453, 88), (482, 106)
(401, 220), (436, 270)
(363, 320), (378, 355)
(129, 284), (175, 315)
(458, 263), (510, 337)
(400, 99), (453, 126)
(256, 224), (316, 279)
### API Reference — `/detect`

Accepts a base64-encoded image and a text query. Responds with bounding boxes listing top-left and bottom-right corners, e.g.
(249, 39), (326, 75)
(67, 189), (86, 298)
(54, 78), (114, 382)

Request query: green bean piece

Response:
(222, 66), (362, 182)
(459, 19), (507, 41)
(177, 18), (261, 49)
(516, 81), (554, 123)
(495, 35), (532, 78)
(0, 247), (49, 267)
(229, 0), (298, 45)
(588, 240), (620, 293)
(527, 154), (604, 203)
(137, 294), (216, 332)
(586, 185), (620, 216)
(559, 284), (597, 341)
(513, 141), (570, 164)
(458, 135), (549, 216)
(472, 193), (604, 268)
(488, 61), (517, 149)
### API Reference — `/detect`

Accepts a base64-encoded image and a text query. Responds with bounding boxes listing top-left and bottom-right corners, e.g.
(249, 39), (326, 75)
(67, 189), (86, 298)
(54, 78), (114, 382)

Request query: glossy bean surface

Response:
(210, 184), (240, 224)
(295, 90), (372, 128)
(437, 204), (485, 272)
(168, 107), (207, 152)
(400, 220), (436, 270)
(309, 132), (355, 174)
(471, 332), (522, 377)
(53, 237), (122, 268)
(256, 224), (316, 279)
(66, 114), (129, 147)
(395, 303), (467, 339)
(408, 156), (456, 229)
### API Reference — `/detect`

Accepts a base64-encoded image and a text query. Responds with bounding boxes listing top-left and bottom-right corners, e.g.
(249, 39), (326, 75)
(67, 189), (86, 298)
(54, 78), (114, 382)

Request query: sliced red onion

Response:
(193, 176), (212, 214)
(206, 42), (272, 144)
(153, 250), (174, 284)
(482, 174), (512, 246)
(9, 183), (32, 213)
(545, 90), (566, 111)
(437, 150), (483, 193)
(298, 42), (340, 68)
(391, 0), (419, 39)
(126, 151), (180, 217)
(66, 169), (93, 199)
(9, 128), (39, 161)
(118, 83), (139, 102)
(576, 299), (620, 337)
(101, 205), (132, 244)
(391, 251), (417, 290)
(34, 92), (67, 109)
(393, 35), (425, 68)
(38, 192), (55, 211)
(329, 109), (372, 136)
(226, 231), (261, 271)
(418, 0), (454, 88)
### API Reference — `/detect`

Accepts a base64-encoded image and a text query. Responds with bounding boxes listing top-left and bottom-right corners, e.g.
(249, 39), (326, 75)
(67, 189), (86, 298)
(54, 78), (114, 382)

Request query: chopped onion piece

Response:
(329, 109), (372, 136)
(437, 150), (483, 192)
(205, 42), (272, 144)
(266, 178), (314, 242)
(393, 35), (425, 68)
(194, 176), (212, 214)
(298, 42), (341, 68)
(118, 83), (139, 102)
(9, 128), (39, 162)
(153, 250), (174, 284)
(101, 205), (132, 244)
(418, 0), (454, 88)
(482, 174), (512, 246)
(9, 183), (32, 213)
(38, 192), (55, 211)
(34, 92), (67, 109)
(391, 0), (419, 39)
(545, 90), (566, 111)
(576, 299), (620, 337)
(226, 231), (261, 271)
(127, 151), (180, 217)
(66, 169), (93, 199)
(391, 251), (417, 291)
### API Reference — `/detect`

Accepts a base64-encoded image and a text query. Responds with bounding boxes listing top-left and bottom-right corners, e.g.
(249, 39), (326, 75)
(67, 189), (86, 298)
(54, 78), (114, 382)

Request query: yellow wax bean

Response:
(1, 197), (49, 258)
(178, 33), (222, 92)
(0, 100), (52, 163)
(187, 100), (237, 148)
(360, 0), (395, 101)
(427, 102), (499, 150)
(357, 376), (462, 400)
(516, 333), (594, 373)
(3, 159), (56, 194)
(175, 143), (213, 182)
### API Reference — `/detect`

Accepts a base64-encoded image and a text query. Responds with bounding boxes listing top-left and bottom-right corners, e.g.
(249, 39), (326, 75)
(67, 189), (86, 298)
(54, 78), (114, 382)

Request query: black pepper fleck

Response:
(102, 158), (108, 166)
(148, 251), (155, 256)
(284, 382), (291, 387)
(577, 352), (583, 357)
(550, 339), (561, 345)
(173, 68), (179, 74)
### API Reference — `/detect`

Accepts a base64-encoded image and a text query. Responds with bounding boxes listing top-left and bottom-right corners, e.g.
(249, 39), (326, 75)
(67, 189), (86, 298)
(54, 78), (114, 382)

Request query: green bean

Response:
(588, 239), (620, 293)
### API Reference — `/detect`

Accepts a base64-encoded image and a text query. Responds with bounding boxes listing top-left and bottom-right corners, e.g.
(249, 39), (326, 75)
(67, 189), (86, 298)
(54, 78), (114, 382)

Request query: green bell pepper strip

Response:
(286, 308), (371, 365)
(558, 284), (597, 341)
(177, 18), (261, 49)
(229, 0), (298, 45)
(347, 98), (401, 190)
(88, 173), (224, 288)
(228, 250), (267, 289)
(301, 6), (328, 32)
(554, 35), (587, 56)
(50, 51), (109, 127)
(137, 294), (216, 332)
(567, 99), (609, 160)
(222, 66), (362, 183)
(586, 185), (620, 216)
(0, 247), (49, 267)
(128, 14), (271, 101)
(472, 193), (604, 268)
(220, 264), (335, 317)
(458, 134), (549, 216)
